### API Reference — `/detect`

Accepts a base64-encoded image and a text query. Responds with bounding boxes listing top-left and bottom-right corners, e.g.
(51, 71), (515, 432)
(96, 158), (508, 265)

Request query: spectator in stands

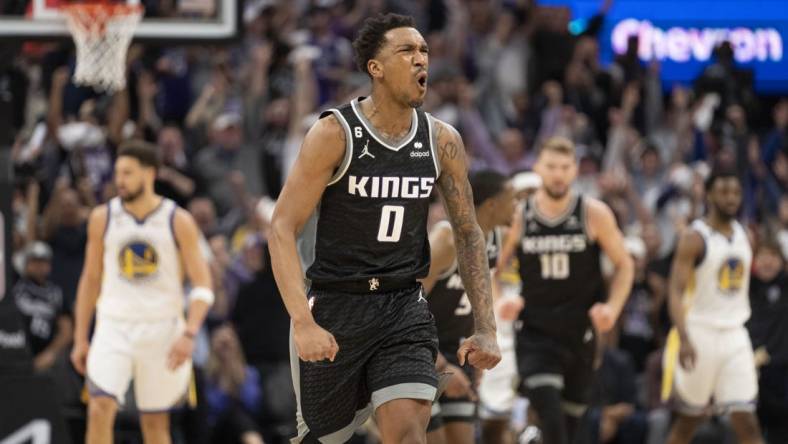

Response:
(12, 241), (73, 373)
(748, 241), (788, 443)
(648, 86), (693, 164)
(153, 48), (195, 125)
(641, 223), (671, 341)
(204, 325), (264, 444)
(248, 52), (315, 199)
(651, 164), (704, 257)
(304, 5), (353, 106)
(10, 179), (40, 278)
(612, 36), (645, 85)
(154, 124), (198, 208)
(189, 196), (222, 239)
(193, 112), (261, 216)
(778, 196), (788, 261)
(186, 58), (237, 134)
(618, 237), (658, 373)
(695, 41), (756, 115)
(40, 179), (90, 308)
(232, 240), (295, 443)
(0, 44), (29, 134)
(221, 234), (264, 315)
(632, 144), (666, 212)
(530, 6), (574, 90)
(643, 348), (670, 444)
(762, 99), (788, 168)
(205, 234), (233, 324)
(744, 134), (776, 220)
(47, 65), (125, 199)
(132, 68), (163, 141)
(586, 329), (648, 444)
(566, 36), (610, 139)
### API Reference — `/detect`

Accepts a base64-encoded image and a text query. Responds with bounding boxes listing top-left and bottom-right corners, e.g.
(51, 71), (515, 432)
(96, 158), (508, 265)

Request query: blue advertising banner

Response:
(540, 0), (788, 93)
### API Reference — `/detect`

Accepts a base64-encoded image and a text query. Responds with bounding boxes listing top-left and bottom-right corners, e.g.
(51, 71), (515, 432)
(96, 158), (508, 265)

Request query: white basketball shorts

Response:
(670, 324), (757, 414)
(87, 315), (192, 412)
(479, 319), (518, 420)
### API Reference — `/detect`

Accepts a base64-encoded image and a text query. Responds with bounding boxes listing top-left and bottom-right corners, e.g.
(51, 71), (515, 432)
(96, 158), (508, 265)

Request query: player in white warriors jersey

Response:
(70, 141), (214, 444)
(664, 170), (763, 444)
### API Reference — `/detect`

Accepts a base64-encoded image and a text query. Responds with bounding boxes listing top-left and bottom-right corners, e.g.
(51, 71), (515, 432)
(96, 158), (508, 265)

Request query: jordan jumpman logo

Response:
(358, 139), (375, 159)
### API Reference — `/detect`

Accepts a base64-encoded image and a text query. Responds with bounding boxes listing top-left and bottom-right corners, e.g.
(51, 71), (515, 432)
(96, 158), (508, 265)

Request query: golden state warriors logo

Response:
(717, 257), (745, 294)
(118, 241), (159, 280)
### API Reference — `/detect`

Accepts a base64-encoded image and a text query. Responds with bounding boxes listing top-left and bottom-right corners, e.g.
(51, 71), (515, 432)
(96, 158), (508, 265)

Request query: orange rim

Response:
(62, 2), (143, 17)
(61, 2), (143, 35)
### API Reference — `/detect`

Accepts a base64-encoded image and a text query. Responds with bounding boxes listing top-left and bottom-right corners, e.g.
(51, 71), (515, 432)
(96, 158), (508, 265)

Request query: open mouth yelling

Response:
(416, 72), (428, 91)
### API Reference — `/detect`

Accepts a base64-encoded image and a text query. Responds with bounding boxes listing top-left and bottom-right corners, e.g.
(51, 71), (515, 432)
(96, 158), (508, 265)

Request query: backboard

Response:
(0, 0), (239, 42)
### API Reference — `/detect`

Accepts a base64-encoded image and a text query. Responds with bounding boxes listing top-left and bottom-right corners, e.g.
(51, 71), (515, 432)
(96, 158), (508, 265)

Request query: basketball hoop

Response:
(61, 1), (143, 93)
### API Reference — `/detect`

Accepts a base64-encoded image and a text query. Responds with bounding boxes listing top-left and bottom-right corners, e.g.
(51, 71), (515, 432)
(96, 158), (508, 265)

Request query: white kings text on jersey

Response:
(521, 234), (587, 254)
(348, 175), (434, 199)
(306, 97), (438, 283)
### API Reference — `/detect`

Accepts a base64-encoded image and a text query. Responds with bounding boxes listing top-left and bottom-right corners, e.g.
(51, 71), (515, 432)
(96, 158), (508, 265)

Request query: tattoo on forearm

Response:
(456, 224), (496, 333)
(436, 123), (495, 333)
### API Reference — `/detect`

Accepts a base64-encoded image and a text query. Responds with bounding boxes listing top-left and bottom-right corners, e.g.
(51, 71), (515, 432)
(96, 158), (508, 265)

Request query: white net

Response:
(63, 3), (143, 93)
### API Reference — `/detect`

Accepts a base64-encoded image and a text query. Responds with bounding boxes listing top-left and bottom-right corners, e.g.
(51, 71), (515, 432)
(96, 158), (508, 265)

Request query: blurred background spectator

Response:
(205, 326), (265, 444)
(11, 241), (73, 374)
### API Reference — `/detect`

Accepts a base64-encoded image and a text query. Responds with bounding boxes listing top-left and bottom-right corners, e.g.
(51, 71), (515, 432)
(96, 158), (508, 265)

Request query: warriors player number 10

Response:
(539, 252), (570, 279)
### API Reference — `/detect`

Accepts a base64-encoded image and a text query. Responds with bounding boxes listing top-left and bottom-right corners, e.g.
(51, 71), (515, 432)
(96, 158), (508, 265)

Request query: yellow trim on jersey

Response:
(187, 370), (198, 408)
(661, 270), (695, 402)
(661, 327), (680, 402)
(500, 257), (521, 285)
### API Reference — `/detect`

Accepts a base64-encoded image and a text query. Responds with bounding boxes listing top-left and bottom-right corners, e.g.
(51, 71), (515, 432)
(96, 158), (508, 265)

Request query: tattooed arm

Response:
(433, 117), (501, 369)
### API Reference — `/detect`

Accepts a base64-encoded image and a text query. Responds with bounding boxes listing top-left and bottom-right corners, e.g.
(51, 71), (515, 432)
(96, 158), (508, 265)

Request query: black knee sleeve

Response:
(527, 386), (568, 444)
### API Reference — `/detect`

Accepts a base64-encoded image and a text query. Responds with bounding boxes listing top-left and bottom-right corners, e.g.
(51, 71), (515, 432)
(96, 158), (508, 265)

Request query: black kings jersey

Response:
(516, 194), (604, 341)
(306, 97), (440, 285)
(428, 221), (502, 355)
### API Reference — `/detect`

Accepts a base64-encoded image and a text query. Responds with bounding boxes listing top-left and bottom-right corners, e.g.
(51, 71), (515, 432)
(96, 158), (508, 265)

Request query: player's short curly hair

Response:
(470, 170), (509, 207)
(704, 168), (740, 191)
(352, 13), (416, 77)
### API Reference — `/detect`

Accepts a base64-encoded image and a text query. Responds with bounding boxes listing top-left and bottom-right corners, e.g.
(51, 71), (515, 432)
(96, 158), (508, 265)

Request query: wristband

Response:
(189, 286), (215, 306)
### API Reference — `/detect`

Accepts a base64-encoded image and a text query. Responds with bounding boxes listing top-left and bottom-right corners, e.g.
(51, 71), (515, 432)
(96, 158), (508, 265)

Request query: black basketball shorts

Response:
(290, 284), (439, 443)
(515, 326), (596, 416)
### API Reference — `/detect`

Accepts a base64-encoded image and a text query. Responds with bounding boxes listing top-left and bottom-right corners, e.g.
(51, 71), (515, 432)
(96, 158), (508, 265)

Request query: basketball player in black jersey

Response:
(499, 137), (634, 444)
(422, 171), (515, 444)
(269, 14), (501, 444)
